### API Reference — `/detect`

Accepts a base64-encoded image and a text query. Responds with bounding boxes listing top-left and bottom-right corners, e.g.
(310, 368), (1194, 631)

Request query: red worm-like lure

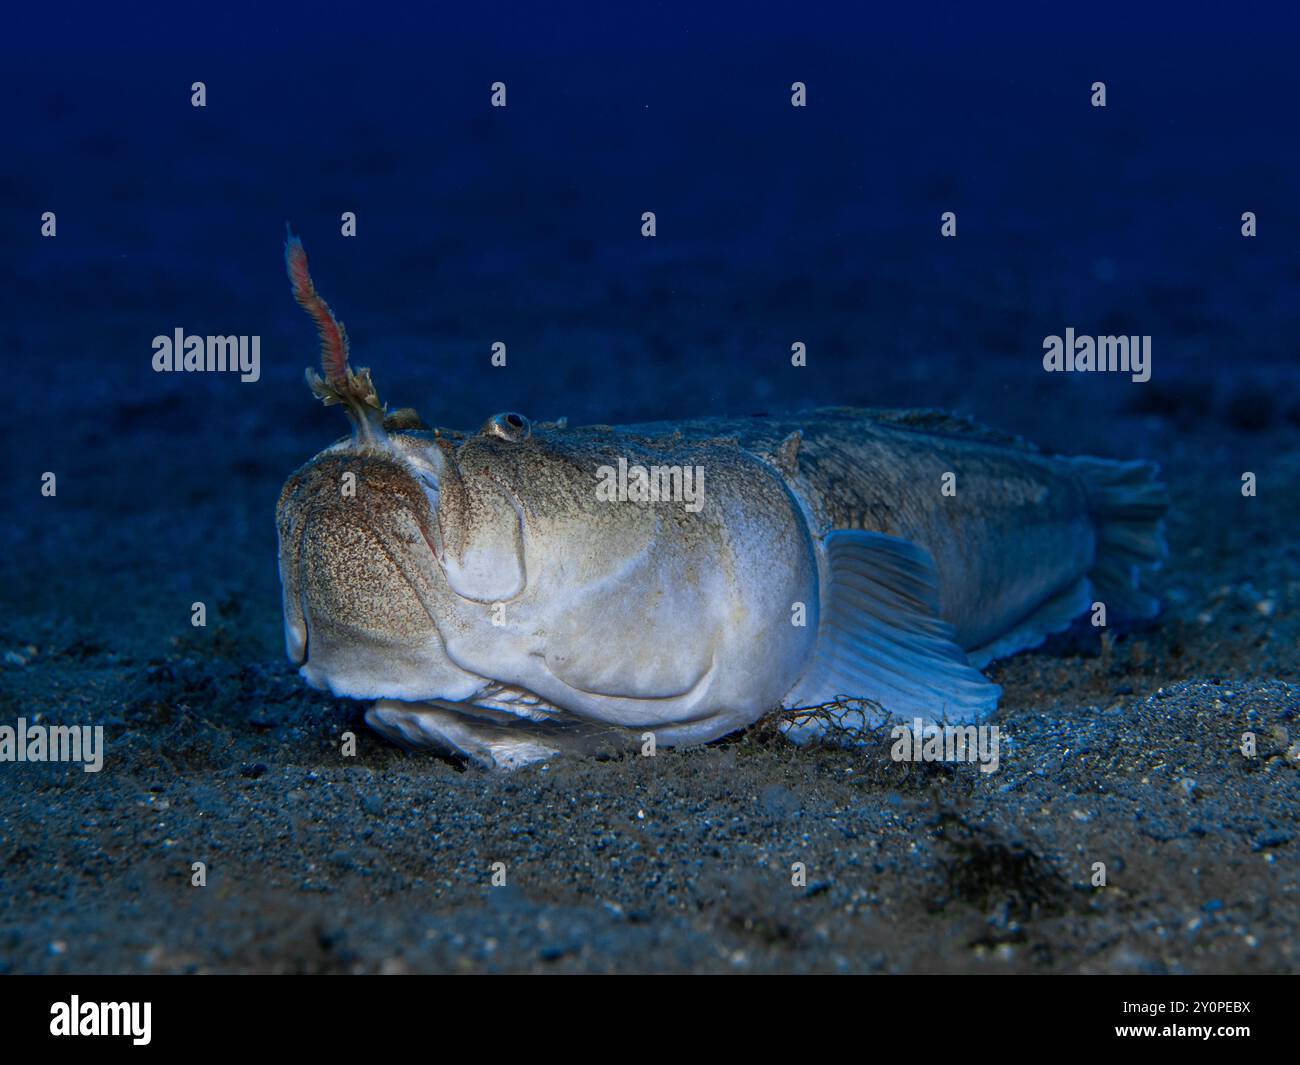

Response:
(285, 228), (351, 389)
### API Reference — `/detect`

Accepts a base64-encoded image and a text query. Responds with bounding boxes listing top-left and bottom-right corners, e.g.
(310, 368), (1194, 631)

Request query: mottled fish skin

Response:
(607, 409), (1097, 653)
(277, 406), (1167, 766)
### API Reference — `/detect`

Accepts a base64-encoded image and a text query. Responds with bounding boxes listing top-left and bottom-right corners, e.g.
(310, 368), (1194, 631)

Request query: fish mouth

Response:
(277, 448), (473, 699)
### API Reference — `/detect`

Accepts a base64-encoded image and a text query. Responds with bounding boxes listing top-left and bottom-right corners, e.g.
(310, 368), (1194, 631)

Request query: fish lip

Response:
(281, 524), (310, 666)
(288, 618), (309, 667)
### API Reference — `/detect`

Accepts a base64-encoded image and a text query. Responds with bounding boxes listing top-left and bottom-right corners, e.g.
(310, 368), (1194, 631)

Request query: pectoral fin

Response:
(784, 530), (1000, 735)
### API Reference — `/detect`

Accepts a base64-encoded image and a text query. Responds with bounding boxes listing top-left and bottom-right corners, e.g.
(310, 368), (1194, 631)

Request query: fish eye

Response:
(483, 411), (531, 442)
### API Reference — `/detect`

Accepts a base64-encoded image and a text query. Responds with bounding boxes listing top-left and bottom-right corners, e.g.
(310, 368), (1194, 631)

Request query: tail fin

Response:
(1066, 456), (1169, 619)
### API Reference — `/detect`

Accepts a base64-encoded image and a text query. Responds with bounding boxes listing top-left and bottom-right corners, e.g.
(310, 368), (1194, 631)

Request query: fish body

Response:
(275, 236), (1167, 767)
(278, 406), (1167, 766)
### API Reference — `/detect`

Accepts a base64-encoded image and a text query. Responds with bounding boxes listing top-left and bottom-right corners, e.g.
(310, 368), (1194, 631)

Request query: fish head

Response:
(276, 398), (664, 706)
(275, 231), (699, 720)
(275, 408), (583, 705)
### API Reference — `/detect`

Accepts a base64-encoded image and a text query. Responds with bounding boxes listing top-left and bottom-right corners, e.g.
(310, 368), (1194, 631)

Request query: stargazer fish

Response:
(276, 234), (1168, 768)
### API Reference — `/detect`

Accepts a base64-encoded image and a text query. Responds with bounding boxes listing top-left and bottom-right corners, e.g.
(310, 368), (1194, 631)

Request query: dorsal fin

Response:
(862, 408), (1039, 451)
